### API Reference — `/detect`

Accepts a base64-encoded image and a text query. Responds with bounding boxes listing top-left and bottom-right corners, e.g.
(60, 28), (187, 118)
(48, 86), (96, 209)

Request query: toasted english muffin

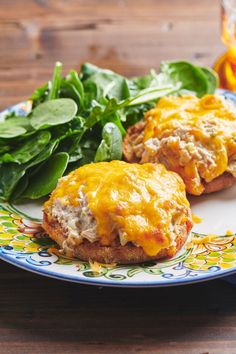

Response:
(123, 95), (236, 195)
(43, 161), (192, 264)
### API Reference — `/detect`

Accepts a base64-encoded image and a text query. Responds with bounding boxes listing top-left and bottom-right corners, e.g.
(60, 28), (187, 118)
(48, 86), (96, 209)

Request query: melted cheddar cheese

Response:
(45, 161), (192, 256)
(143, 95), (236, 195)
(192, 213), (202, 224)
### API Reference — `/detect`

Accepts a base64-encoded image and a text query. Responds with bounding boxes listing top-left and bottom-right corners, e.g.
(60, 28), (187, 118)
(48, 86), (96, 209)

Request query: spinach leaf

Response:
(81, 63), (130, 102)
(31, 83), (49, 106)
(10, 117), (33, 132)
(0, 144), (11, 154)
(67, 138), (99, 170)
(66, 70), (84, 102)
(123, 103), (152, 127)
(30, 98), (77, 130)
(27, 140), (59, 171)
(22, 152), (69, 199)
(84, 72), (130, 101)
(48, 61), (62, 100)
(68, 145), (83, 163)
(10, 174), (29, 201)
(0, 117), (33, 138)
(201, 67), (219, 93)
(85, 104), (104, 129)
(160, 61), (209, 97)
(80, 62), (105, 80)
(1, 131), (51, 164)
(83, 81), (98, 109)
(68, 116), (86, 132)
(0, 163), (26, 200)
(124, 85), (180, 106)
(95, 123), (122, 162)
(102, 111), (126, 136)
(3, 111), (17, 120)
(0, 139), (59, 200)
(59, 81), (82, 108)
(131, 74), (153, 90)
(0, 126), (26, 139)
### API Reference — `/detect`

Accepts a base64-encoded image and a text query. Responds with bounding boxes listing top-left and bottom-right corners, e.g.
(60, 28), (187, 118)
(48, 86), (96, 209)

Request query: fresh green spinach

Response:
(1, 131), (51, 164)
(201, 67), (219, 94)
(0, 163), (26, 200)
(160, 61), (209, 97)
(22, 152), (69, 199)
(30, 98), (77, 130)
(0, 116), (33, 138)
(95, 123), (122, 162)
(48, 61), (62, 100)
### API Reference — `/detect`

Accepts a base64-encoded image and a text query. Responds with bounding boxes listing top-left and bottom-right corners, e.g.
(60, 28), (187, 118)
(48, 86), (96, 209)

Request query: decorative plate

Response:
(0, 92), (236, 288)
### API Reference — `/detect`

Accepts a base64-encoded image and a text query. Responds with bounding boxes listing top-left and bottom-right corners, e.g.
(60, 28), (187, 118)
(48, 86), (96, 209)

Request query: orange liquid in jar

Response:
(214, 3), (236, 91)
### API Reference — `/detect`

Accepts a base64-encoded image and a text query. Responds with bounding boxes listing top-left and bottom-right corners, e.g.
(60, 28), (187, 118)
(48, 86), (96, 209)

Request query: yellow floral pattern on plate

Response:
(184, 235), (236, 270)
(0, 204), (236, 279)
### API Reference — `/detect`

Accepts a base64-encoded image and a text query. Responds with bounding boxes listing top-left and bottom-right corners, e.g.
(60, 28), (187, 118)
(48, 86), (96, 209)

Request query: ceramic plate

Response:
(0, 92), (236, 288)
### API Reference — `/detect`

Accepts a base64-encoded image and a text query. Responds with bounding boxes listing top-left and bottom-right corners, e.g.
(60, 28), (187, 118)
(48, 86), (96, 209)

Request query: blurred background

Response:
(0, 0), (223, 110)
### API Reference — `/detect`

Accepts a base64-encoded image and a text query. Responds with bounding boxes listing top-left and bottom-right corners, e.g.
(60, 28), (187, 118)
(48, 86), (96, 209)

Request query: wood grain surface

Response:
(1, 261), (236, 354)
(1, 1), (236, 353)
(0, 0), (224, 110)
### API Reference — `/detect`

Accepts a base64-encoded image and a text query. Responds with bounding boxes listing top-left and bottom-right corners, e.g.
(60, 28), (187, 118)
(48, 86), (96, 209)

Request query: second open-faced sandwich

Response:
(43, 161), (192, 264)
(123, 94), (236, 195)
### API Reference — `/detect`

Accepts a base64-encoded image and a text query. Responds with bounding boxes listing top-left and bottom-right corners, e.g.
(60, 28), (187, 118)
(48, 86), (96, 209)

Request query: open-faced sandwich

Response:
(43, 161), (193, 264)
(123, 94), (236, 195)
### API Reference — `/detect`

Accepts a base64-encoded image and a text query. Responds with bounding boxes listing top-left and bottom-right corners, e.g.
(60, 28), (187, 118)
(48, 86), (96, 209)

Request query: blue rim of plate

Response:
(0, 90), (236, 288)
(2, 250), (236, 288)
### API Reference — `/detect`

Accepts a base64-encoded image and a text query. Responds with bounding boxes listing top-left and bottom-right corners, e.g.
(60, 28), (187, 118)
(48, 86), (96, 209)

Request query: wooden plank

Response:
(0, 260), (236, 353)
(0, 0), (224, 109)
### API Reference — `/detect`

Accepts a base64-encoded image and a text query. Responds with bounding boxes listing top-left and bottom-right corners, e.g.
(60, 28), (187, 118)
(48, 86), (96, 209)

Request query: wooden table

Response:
(1, 1), (236, 353)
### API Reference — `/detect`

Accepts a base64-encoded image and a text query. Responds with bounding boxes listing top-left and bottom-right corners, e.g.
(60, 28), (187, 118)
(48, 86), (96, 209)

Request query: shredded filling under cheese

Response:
(44, 161), (192, 256)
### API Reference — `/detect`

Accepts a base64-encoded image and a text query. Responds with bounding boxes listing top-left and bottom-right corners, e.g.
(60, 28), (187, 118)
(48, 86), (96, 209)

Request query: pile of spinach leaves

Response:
(0, 60), (218, 202)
